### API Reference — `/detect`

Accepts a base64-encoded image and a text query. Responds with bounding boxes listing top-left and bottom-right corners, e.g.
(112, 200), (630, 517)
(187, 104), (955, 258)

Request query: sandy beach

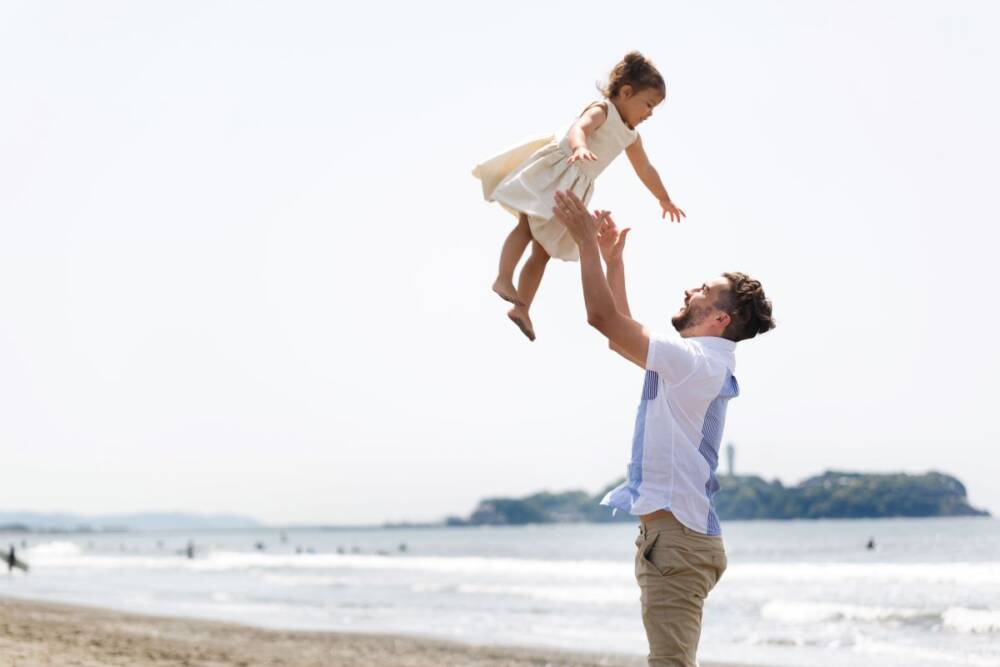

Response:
(0, 596), (758, 667)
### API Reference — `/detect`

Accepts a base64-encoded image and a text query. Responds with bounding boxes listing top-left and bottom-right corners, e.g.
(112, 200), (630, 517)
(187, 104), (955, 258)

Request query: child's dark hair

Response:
(600, 51), (666, 99)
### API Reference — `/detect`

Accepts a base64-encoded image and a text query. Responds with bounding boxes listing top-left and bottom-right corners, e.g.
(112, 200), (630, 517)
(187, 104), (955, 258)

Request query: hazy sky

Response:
(2, 1), (998, 525)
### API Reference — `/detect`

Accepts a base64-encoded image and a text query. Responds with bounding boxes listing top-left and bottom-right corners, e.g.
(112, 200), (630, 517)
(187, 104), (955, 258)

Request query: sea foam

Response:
(942, 607), (1000, 634)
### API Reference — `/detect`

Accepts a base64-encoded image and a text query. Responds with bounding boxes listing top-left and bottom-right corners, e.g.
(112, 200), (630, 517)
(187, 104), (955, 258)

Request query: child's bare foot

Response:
(492, 278), (525, 306)
(507, 307), (535, 341)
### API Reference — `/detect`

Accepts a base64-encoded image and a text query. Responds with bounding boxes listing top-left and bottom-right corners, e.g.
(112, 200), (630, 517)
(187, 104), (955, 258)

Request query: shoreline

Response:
(0, 595), (757, 667)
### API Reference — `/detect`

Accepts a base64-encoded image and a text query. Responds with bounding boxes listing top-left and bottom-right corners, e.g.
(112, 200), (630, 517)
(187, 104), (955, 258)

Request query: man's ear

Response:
(716, 312), (732, 330)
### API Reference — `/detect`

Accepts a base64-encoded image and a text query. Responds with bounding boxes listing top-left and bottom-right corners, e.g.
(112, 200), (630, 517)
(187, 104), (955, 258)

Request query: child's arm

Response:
(625, 136), (686, 223)
(567, 105), (608, 164)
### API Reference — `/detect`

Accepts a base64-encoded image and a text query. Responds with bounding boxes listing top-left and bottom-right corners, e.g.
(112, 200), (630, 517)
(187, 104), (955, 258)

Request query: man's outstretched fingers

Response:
(560, 193), (573, 214)
(555, 191), (571, 211)
(564, 191), (588, 216)
(553, 191), (569, 217)
(558, 192), (584, 225)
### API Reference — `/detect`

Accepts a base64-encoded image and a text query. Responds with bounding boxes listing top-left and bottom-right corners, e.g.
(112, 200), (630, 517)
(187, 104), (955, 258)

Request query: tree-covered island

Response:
(445, 471), (989, 526)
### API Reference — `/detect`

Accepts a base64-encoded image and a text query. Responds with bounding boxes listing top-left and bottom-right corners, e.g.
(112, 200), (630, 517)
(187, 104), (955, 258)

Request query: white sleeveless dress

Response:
(473, 100), (638, 261)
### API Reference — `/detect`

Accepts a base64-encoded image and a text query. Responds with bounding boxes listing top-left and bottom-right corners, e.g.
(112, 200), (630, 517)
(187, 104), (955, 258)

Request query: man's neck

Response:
(679, 326), (727, 339)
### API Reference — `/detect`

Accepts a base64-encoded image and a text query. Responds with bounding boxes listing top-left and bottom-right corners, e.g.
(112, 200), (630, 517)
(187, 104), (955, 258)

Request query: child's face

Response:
(616, 86), (665, 129)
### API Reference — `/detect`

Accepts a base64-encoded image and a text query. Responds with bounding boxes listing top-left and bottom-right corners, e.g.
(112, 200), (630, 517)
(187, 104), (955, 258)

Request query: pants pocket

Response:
(635, 532), (663, 576)
(640, 533), (686, 577)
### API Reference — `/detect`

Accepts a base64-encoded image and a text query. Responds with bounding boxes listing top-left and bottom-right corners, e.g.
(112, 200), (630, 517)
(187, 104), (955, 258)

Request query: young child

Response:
(473, 51), (685, 341)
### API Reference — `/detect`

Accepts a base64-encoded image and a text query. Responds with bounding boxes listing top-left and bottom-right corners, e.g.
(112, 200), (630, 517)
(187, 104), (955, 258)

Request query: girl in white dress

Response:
(474, 52), (686, 341)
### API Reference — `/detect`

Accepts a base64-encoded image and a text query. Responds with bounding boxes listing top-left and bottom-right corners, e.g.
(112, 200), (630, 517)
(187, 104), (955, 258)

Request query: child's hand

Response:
(568, 146), (598, 164)
(595, 211), (631, 264)
(660, 199), (686, 223)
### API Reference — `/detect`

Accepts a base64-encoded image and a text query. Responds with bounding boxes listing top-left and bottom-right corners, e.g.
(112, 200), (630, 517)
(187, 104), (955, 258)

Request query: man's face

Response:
(671, 277), (731, 333)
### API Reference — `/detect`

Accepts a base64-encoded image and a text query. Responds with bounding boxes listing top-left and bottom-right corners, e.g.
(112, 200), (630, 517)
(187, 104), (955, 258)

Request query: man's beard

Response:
(671, 303), (711, 333)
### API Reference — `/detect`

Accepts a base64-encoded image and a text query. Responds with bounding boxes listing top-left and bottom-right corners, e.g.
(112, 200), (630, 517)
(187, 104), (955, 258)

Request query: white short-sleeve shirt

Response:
(601, 333), (739, 535)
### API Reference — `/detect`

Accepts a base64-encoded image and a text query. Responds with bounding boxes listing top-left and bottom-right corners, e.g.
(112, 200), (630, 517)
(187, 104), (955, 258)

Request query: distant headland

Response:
(0, 511), (262, 533)
(445, 471), (990, 526)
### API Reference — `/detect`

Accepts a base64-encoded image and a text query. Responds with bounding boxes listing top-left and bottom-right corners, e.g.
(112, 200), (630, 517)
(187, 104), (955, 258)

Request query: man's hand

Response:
(596, 211), (631, 265)
(553, 191), (600, 245)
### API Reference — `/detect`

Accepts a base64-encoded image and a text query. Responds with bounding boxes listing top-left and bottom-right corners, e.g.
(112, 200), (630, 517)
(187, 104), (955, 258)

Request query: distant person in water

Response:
(6, 545), (27, 574)
(552, 190), (775, 667)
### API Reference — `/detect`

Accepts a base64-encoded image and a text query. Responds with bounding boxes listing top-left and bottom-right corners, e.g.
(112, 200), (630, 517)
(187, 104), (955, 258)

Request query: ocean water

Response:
(2, 518), (998, 667)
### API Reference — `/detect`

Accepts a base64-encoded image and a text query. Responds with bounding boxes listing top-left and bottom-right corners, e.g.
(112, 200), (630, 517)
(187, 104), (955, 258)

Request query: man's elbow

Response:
(587, 311), (613, 336)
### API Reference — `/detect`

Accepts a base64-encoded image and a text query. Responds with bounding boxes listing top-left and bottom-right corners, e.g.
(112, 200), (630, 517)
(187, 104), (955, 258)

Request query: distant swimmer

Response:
(866, 537), (876, 550)
(185, 541), (195, 559)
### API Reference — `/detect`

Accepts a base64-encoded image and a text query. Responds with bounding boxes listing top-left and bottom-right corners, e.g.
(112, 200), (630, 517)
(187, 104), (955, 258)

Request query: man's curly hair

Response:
(716, 272), (776, 342)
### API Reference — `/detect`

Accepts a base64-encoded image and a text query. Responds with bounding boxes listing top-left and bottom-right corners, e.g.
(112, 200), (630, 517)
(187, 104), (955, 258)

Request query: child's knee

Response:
(531, 241), (550, 260)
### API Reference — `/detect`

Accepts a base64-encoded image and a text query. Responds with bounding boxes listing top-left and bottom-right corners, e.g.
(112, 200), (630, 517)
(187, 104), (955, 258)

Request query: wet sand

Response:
(0, 595), (755, 667)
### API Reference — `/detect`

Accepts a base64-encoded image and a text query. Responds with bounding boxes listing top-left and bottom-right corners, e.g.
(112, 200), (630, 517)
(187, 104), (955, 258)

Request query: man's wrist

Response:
(578, 235), (600, 253)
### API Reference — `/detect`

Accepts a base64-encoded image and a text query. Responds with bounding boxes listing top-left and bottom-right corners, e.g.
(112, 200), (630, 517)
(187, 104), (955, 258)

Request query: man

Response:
(552, 191), (775, 667)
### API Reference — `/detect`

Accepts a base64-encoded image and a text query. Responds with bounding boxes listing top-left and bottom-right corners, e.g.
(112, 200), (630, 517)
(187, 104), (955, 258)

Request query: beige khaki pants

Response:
(634, 513), (727, 667)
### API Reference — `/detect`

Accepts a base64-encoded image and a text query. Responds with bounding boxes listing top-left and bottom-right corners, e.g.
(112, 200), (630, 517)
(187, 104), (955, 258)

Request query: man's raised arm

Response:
(595, 212), (642, 366)
(553, 192), (649, 367)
